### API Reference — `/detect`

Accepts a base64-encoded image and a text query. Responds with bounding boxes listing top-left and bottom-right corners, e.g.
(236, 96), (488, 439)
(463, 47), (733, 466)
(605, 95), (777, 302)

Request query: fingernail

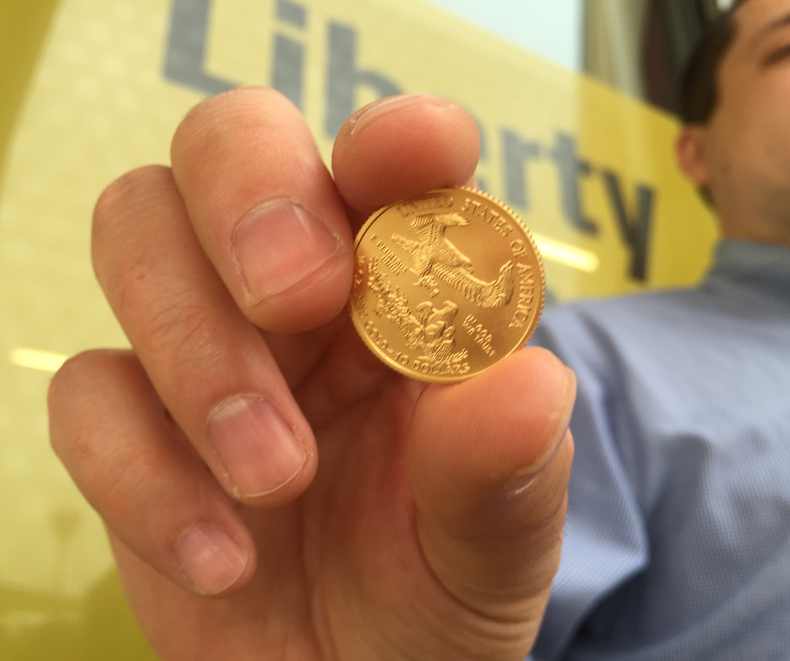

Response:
(176, 522), (248, 595)
(207, 395), (308, 498)
(504, 430), (572, 499)
(232, 199), (341, 303)
(504, 367), (577, 495)
(349, 94), (456, 136)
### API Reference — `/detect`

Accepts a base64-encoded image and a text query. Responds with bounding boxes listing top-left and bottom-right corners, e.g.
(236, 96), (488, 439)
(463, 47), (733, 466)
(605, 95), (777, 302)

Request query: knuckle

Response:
(143, 286), (224, 375)
(92, 165), (174, 277)
(93, 165), (172, 232)
(48, 349), (130, 405)
(49, 350), (101, 402)
(48, 350), (119, 458)
(171, 86), (299, 164)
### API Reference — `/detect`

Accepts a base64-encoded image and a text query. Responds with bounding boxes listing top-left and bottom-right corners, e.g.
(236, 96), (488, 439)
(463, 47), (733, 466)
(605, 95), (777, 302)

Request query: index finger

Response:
(332, 94), (481, 218)
(170, 87), (354, 334)
(170, 89), (481, 336)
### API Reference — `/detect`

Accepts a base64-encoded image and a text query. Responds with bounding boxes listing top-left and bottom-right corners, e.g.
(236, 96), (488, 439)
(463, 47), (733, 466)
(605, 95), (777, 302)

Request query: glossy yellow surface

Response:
(0, 1), (716, 658)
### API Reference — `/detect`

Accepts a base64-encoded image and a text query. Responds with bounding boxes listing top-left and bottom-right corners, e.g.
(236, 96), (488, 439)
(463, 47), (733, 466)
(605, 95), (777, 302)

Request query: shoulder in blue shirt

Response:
(529, 240), (790, 661)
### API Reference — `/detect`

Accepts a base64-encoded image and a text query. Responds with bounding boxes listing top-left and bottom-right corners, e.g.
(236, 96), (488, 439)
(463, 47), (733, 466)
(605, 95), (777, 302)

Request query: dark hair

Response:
(679, 1), (747, 124)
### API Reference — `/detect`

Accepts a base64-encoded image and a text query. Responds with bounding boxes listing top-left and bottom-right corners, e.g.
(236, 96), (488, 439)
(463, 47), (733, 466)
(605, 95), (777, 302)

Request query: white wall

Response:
(428, 0), (583, 71)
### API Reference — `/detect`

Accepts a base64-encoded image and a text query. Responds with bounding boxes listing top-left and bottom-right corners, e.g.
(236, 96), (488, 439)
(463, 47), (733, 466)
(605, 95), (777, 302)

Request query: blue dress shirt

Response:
(530, 240), (790, 660)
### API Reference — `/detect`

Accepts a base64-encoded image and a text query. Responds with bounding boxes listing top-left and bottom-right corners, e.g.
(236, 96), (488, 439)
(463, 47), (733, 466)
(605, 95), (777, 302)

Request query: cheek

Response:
(745, 78), (790, 163)
(704, 125), (739, 187)
(764, 88), (790, 162)
(749, 116), (790, 186)
(710, 104), (788, 188)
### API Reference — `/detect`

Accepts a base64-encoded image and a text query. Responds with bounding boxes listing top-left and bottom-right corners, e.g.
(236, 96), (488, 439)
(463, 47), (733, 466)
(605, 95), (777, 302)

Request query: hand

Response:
(48, 89), (576, 661)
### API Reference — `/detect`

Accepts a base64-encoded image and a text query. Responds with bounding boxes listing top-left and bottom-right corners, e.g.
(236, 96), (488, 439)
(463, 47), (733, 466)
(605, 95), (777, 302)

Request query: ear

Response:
(675, 126), (710, 188)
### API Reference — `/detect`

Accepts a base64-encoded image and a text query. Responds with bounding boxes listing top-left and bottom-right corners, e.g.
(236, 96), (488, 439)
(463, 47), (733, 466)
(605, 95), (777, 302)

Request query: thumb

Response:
(408, 348), (575, 639)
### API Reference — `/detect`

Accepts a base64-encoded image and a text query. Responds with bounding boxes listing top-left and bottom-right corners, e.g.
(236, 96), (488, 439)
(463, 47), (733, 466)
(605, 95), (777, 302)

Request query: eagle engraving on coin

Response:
(391, 212), (515, 307)
(350, 188), (545, 383)
(360, 256), (471, 375)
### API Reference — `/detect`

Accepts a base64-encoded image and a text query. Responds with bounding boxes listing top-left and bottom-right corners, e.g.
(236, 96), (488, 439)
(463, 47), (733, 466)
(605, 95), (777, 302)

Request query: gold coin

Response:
(350, 187), (545, 383)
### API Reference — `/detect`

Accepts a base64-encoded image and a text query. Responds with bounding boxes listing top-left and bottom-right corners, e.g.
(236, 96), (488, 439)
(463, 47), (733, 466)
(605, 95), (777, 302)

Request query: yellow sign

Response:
(0, 1), (717, 658)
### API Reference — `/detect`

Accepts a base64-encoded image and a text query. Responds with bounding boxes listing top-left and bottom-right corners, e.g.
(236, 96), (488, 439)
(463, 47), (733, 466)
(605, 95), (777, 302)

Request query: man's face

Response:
(691, 0), (790, 243)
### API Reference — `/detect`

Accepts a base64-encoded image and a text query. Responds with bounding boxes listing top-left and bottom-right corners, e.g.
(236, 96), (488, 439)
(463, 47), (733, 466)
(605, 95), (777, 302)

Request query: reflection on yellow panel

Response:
(533, 233), (600, 274)
(0, 1), (716, 658)
(9, 348), (68, 373)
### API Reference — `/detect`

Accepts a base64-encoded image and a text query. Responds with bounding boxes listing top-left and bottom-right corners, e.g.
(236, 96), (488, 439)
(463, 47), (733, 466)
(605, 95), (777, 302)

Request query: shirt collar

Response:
(705, 239), (790, 297)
